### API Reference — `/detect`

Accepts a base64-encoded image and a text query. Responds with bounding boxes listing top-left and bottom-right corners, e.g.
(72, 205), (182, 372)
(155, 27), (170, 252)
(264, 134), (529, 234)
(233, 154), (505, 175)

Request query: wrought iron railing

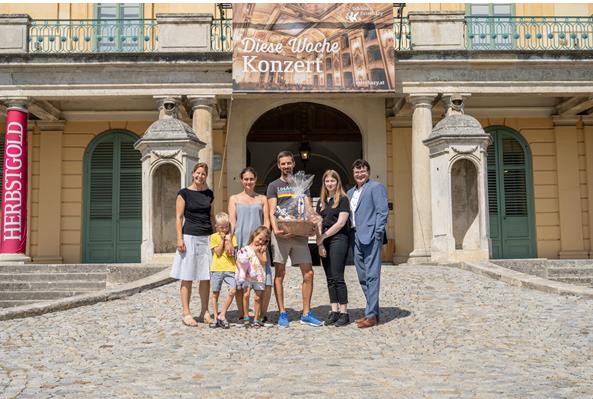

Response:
(29, 19), (158, 53)
(211, 18), (232, 52)
(209, 18), (411, 52)
(27, 16), (593, 53)
(394, 17), (411, 50)
(466, 16), (593, 50)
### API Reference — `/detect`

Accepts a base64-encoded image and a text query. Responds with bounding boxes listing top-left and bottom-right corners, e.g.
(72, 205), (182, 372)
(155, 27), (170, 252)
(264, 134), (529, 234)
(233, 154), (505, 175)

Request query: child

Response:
(236, 225), (270, 328)
(209, 212), (237, 329)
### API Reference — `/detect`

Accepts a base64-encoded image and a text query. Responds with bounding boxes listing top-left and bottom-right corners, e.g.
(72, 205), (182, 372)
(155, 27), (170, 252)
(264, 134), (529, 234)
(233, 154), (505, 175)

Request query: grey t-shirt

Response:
(266, 177), (310, 207)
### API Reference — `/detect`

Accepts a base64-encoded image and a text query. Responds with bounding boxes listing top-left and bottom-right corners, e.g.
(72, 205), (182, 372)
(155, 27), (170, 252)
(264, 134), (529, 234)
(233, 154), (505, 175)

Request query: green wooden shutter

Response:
(87, 140), (115, 262)
(84, 132), (141, 263)
(486, 127), (536, 259)
(499, 134), (533, 257)
(487, 142), (502, 258)
(116, 139), (142, 262)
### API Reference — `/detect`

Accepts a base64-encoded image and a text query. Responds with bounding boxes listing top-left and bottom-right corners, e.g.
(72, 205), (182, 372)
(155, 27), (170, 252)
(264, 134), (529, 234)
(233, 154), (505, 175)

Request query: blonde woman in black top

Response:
(316, 169), (351, 327)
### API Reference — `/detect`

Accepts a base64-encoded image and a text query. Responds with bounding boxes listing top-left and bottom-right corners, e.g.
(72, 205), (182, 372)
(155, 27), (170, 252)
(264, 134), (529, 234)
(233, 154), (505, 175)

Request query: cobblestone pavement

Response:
(2, 265), (593, 399)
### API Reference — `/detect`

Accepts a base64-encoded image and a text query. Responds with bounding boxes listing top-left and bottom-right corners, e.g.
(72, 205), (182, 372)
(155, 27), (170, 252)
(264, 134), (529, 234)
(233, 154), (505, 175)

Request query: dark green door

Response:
(487, 127), (536, 258)
(83, 132), (141, 263)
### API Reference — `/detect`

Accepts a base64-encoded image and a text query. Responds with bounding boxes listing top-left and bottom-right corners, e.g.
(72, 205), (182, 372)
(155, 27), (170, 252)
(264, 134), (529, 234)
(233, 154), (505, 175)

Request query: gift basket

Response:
(275, 171), (319, 237)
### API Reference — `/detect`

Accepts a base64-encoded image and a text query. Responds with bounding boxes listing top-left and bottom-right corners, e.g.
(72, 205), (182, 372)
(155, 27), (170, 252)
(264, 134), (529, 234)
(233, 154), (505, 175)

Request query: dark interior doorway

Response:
(247, 102), (363, 196)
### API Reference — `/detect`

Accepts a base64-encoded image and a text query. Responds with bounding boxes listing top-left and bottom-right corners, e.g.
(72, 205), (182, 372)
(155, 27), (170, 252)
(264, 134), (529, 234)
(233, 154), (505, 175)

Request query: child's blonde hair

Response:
(215, 212), (230, 226)
(248, 226), (270, 245)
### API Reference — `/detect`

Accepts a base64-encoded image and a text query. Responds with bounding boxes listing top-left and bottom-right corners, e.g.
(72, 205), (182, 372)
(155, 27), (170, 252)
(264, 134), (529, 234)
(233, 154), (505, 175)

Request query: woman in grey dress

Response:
(228, 167), (272, 326)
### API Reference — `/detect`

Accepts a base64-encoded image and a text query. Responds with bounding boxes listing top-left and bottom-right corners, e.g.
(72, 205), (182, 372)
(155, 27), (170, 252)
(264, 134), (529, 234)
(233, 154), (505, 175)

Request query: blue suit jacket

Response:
(347, 179), (389, 246)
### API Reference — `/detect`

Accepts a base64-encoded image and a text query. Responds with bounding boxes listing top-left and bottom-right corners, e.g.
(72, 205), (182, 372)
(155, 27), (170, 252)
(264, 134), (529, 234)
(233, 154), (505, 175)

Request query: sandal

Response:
(182, 314), (198, 327)
(201, 313), (213, 325)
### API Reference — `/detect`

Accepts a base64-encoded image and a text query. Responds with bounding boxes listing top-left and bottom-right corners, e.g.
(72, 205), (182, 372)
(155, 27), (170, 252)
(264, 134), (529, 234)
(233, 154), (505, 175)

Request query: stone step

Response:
(550, 276), (593, 286)
(0, 300), (50, 308)
(0, 264), (114, 273)
(0, 272), (107, 282)
(547, 267), (593, 277)
(0, 291), (94, 300)
(0, 280), (106, 291)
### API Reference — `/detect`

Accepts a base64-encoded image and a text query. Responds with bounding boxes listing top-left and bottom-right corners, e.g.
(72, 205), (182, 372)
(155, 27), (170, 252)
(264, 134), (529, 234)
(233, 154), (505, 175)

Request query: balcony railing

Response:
(394, 17), (411, 50)
(209, 18), (412, 52)
(466, 16), (593, 50)
(25, 16), (593, 53)
(211, 18), (232, 52)
(29, 19), (158, 53)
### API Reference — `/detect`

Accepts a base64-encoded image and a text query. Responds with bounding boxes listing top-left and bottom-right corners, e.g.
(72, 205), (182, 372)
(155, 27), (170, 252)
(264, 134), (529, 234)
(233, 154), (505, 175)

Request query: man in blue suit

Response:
(347, 159), (389, 328)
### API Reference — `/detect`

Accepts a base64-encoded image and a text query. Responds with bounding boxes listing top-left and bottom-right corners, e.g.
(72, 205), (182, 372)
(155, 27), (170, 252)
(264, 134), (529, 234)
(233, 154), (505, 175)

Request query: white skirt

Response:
(170, 235), (212, 281)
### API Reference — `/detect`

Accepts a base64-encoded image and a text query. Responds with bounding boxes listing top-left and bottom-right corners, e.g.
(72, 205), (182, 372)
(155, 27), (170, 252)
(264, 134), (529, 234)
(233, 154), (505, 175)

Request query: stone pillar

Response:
(582, 116), (593, 257)
(408, 94), (436, 263)
(554, 117), (588, 258)
(34, 120), (64, 263)
(0, 14), (31, 54)
(408, 12), (465, 51)
(188, 95), (215, 188)
(0, 98), (30, 263)
(135, 98), (204, 264)
(156, 13), (213, 52)
(424, 95), (491, 263)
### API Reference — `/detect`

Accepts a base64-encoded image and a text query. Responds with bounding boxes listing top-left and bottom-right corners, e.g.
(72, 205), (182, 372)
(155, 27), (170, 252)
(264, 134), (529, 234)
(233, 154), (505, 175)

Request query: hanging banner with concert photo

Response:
(233, 3), (395, 92)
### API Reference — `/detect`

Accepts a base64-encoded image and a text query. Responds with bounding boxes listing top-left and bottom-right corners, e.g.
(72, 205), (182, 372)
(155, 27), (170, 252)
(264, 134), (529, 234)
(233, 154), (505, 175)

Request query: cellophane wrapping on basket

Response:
(275, 171), (318, 237)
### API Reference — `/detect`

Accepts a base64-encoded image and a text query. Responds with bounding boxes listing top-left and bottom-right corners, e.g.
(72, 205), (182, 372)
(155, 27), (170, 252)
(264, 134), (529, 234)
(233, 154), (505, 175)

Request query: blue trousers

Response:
(352, 233), (382, 319)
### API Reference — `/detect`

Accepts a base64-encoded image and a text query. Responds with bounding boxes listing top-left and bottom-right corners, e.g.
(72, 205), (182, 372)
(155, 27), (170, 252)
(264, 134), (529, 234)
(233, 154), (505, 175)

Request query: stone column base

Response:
(151, 253), (176, 265)
(559, 251), (589, 259)
(0, 253), (31, 264)
(32, 256), (63, 264)
(407, 249), (431, 264)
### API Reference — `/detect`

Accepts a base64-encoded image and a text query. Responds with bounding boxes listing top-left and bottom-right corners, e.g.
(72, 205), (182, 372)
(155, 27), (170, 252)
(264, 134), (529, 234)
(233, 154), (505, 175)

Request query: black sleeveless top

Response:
(178, 188), (214, 236)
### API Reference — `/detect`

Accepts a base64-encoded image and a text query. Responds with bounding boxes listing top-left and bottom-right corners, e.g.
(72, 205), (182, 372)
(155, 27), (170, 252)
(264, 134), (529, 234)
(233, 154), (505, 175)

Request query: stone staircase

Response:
(0, 264), (126, 308)
(547, 264), (593, 288)
(491, 259), (593, 289)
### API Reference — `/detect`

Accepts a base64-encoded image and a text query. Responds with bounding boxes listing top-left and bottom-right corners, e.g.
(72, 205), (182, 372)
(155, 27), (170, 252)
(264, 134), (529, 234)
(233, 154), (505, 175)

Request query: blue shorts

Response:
(210, 271), (236, 292)
(241, 281), (265, 292)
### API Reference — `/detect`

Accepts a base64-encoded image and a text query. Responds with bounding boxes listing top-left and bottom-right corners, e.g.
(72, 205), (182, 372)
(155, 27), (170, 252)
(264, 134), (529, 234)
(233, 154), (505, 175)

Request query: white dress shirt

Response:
(350, 185), (364, 228)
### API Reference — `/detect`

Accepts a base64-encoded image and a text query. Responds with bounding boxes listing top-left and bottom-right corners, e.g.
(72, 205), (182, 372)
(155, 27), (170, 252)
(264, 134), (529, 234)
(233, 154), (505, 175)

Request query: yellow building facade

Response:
(1, 3), (593, 264)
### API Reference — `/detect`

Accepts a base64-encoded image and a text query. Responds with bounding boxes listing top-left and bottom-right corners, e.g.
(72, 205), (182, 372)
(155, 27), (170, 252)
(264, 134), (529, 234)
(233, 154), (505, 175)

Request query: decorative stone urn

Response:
(423, 96), (492, 263)
(134, 98), (205, 263)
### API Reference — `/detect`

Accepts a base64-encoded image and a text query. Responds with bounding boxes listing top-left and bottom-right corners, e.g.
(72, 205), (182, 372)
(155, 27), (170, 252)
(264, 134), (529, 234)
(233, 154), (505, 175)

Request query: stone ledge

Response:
(456, 261), (593, 299)
(0, 51), (232, 65)
(396, 49), (593, 61)
(0, 268), (174, 321)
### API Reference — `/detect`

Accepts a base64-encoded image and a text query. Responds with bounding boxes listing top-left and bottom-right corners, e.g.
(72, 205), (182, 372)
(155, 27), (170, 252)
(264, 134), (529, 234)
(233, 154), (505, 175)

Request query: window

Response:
(366, 45), (382, 62)
(341, 34), (349, 49)
(96, 3), (144, 52)
(467, 3), (514, 49)
(370, 69), (388, 89)
(342, 53), (351, 67)
(363, 23), (377, 41)
(343, 72), (353, 88)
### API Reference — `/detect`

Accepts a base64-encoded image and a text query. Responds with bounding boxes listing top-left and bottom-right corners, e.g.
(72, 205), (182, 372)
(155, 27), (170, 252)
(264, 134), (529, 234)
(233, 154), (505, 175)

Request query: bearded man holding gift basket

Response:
(267, 150), (322, 328)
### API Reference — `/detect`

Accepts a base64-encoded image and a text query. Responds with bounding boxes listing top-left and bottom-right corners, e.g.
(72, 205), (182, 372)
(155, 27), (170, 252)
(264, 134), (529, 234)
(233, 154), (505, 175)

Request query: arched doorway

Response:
(82, 131), (142, 263)
(247, 102), (362, 196)
(152, 163), (181, 254)
(486, 126), (536, 258)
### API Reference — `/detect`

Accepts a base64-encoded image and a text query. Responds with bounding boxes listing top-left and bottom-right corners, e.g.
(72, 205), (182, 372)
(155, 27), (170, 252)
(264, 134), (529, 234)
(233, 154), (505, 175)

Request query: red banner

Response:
(1, 107), (28, 254)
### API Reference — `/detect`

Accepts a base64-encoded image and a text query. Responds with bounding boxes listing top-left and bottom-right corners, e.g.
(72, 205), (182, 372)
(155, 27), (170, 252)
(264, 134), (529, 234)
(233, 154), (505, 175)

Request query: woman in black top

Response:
(171, 162), (214, 327)
(316, 169), (351, 327)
